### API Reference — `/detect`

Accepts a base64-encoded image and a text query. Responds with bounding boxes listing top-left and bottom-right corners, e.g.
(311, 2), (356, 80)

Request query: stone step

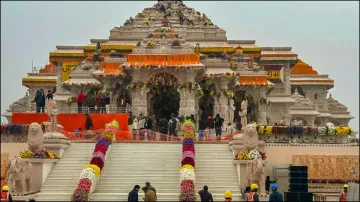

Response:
(101, 167), (235, 172)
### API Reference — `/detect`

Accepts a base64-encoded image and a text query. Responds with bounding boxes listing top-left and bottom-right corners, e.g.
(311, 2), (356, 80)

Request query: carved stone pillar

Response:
(214, 77), (230, 126)
(284, 103), (291, 125)
(258, 87), (267, 125)
(178, 71), (196, 117)
(283, 63), (291, 95)
(132, 88), (149, 117)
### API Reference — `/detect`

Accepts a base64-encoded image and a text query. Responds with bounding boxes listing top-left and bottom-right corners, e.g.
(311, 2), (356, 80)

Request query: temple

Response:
(3, 0), (354, 128)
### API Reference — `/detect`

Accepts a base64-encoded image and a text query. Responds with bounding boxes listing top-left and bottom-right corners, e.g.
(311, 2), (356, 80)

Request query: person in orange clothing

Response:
(248, 184), (259, 202)
(1, 186), (12, 202)
(339, 184), (348, 202)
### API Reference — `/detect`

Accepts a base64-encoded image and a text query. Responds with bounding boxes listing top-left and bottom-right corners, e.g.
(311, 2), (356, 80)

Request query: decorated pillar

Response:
(131, 69), (149, 116)
(284, 103), (291, 125)
(214, 77), (230, 126)
(283, 62), (291, 95)
(178, 71), (196, 117)
(258, 87), (268, 125)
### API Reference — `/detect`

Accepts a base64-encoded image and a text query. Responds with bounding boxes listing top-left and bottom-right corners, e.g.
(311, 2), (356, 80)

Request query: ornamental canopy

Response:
(238, 75), (268, 86)
(125, 53), (201, 66)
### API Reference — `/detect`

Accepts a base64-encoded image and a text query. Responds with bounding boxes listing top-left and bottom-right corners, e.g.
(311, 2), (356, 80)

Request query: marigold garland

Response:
(181, 164), (195, 171)
(84, 164), (101, 177)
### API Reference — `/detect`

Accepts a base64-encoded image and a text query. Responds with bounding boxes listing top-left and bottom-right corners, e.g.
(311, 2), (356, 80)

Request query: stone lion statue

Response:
(246, 157), (266, 194)
(27, 122), (44, 152)
(232, 123), (265, 153)
(8, 157), (32, 195)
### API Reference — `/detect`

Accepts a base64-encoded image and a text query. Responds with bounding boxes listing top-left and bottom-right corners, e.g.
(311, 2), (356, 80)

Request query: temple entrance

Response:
(147, 73), (180, 120)
(198, 79), (215, 119)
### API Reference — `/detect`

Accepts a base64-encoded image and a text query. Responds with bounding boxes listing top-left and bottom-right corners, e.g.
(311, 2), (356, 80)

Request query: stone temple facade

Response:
(3, 1), (354, 127)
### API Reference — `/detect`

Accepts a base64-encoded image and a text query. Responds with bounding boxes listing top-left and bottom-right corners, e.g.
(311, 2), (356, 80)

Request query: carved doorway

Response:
(147, 73), (180, 120)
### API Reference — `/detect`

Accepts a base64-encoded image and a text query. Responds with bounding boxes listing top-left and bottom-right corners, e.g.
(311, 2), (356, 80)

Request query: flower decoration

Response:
(182, 145), (195, 153)
(181, 164), (195, 171)
(33, 149), (48, 158)
(105, 120), (119, 130)
(179, 191), (196, 202)
(180, 168), (195, 182)
(90, 157), (104, 171)
(181, 180), (195, 192)
(260, 152), (267, 160)
(96, 138), (111, 149)
(248, 149), (261, 160)
(101, 131), (114, 142)
(72, 189), (89, 202)
(79, 168), (98, 190)
(182, 138), (194, 147)
(20, 150), (33, 158)
(181, 157), (195, 167)
(236, 151), (249, 160)
(84, 164), (101, 177)
(182, 151), (195, 160)
(183, 131), (195, 139)
(94, 144), (107, 155)
(76, 178), (92, 193)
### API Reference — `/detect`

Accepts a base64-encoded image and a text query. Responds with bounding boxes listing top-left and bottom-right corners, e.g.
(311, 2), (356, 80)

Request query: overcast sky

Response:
(1, 1), (359, 131)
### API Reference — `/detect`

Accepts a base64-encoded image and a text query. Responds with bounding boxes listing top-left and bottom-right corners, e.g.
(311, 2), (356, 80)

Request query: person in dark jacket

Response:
(198, 185), (213, 202)
(213, 114), (224, 140)
(104, 93), (111, 114)
(32, 90), (41, 113)
(198, 119), (207, 140)
(128, 185), (140, 202)
(265, 176), (278, 193)
(85, 114), (93, 131)
(269, 184), (283, 202)
(46, 89), (53, 100)
(145, 116), (153, 140)
(39, 89), (46, 113)
(159, 117), (168, 140)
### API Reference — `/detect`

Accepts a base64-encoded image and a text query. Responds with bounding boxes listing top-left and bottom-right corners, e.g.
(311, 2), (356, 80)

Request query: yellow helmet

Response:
(224, 190), (232, 198)
(2, 186), (9, 191)
(251, 183), (259, 190)
(343, 184), (348, 188)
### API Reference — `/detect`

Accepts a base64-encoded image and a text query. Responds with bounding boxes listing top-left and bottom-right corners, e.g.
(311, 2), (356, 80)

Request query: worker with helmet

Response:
(269, 184), (283, 202)
(224, 190), (232, 202)
(248, 184), (260, 202)
(339, 184), (348, 202)
(1, 186), (12, 202)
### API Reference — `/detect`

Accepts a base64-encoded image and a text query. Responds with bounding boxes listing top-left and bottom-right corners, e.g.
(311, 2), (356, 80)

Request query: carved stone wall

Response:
(292, 155), (359, 181)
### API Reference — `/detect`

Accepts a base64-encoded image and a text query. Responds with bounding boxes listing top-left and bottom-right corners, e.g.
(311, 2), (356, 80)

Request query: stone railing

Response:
(256, 125), (355, 144)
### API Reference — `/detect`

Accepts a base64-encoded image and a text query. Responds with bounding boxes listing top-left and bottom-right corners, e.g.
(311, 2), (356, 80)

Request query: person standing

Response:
(226, 123), (235, 135)
(77, 90), (85, 113)
(141, 186), (156, 202)
(85, 114), (93, 131)
(248, 184), (260, 202)
(32, 90), (41, 113)
(159, 117), (168, 140)
(128, 185), (140, 202)
(265, 176), (278, 193)
(104, 93), (111, 114)
(39, 89), (46, 113)
(269, 184), (283, 202)
(213, 114), (224, 140)
(198, 185), (213, 202)
(339, 184), (348, 202)
(198, 119), (207, 141)
(145, 116), (153, 140)
(242, 186), (251, 202)
(168, 113), (177, 140)
(132, 116), (139, 140)
(145, 182), (157, 197)
(46, 89), (53, 100)
(1, 186), (12, 202)
(151, 115), (158, 132)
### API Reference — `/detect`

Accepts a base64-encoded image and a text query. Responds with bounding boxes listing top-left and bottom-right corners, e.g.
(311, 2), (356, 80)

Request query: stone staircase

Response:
(89, 143), (182, 201)
(35, 143), (96, 201)
(195, 144), (241, 201)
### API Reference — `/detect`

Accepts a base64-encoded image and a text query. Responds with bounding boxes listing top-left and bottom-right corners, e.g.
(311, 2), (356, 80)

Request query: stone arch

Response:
(291, 86), (305, 97)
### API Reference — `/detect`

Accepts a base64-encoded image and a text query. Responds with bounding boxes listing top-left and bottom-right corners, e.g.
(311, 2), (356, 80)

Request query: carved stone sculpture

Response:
(239, 99), (248, 130)
(8, 157), (32, 195)
(246, 157), (266, 194)
(27, 123), (44, 152)
(229, 99), (235, 124)
(44, 100), (67, 139)
(46, 99), (59, 133)
(232, 123), (265, 153)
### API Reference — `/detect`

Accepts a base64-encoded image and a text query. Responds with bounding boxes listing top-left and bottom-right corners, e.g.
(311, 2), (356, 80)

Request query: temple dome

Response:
(290, 60), (318, 75)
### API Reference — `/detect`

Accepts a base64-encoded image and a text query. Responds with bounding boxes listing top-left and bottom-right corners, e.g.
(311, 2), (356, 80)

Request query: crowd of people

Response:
(76, 90), (111, 114)
(128, 112), (238, 141)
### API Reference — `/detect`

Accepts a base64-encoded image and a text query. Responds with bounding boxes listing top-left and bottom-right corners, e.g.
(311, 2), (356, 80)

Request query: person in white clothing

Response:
(226, 123), (235, 135)
(133, 116), (139, 140)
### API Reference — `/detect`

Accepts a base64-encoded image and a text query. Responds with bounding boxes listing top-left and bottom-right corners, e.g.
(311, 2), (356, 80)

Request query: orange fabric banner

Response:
(12, 113), (129, 132)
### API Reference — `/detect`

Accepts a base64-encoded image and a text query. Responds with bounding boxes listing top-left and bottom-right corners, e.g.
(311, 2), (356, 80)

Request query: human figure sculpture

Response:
(46, 99), (59, 133)
(8, 157), (32, 195)
(232, 123), (265, 153)
(27, 122), (44, 152)
(229, 99), (235, 124)
(246, 156), (266, 195)
(239, 99), (248, 130)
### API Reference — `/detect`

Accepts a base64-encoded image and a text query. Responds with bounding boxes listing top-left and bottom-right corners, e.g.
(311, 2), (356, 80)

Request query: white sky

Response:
(1, 1), (359, 132)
